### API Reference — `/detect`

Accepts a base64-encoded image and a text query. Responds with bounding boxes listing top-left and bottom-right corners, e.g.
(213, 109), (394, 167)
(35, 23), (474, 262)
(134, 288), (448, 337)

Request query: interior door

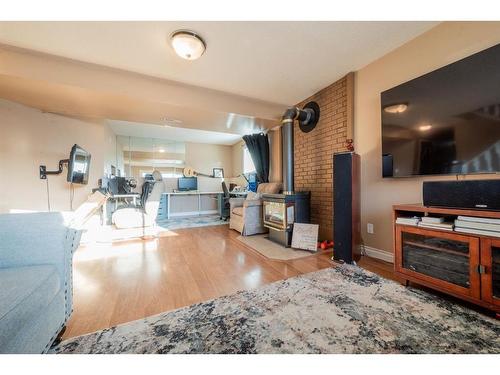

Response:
(480, 238), (500, 307)
(395, 225), (481, 299)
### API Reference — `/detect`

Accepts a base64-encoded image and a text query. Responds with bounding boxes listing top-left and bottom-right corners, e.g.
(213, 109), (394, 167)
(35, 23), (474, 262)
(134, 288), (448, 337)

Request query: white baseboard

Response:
(169, 210), (218, 218)
(361, 245), (394, 263)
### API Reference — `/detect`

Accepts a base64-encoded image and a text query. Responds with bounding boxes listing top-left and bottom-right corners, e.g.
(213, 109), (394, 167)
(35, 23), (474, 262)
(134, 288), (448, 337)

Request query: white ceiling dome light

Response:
(170, 30), (206, 61)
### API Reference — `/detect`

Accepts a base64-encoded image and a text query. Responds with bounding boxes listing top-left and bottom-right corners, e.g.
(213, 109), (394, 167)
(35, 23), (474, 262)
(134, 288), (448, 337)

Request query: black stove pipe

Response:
(280, 103), (320, 195)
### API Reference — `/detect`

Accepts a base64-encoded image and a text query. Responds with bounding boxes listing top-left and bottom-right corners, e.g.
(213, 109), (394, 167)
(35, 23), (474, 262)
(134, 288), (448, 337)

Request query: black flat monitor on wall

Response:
(178, 177), (197, 191)
(381, 43), (500, 178)
(67, 144), (91, 184)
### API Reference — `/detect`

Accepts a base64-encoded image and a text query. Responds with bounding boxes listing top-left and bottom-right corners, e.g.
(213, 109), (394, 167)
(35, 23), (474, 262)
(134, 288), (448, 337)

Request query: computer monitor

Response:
(178, 177), (197, 191)
(107, 177), (131, 195)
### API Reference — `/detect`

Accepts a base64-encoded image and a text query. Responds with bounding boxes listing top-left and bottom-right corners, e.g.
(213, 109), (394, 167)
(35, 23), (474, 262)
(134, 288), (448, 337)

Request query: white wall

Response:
(0, 99), (115, 213)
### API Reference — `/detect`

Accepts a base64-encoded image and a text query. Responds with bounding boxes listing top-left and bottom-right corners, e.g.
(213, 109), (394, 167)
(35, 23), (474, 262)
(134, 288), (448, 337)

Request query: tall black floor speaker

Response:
(333, 152), (360, 263)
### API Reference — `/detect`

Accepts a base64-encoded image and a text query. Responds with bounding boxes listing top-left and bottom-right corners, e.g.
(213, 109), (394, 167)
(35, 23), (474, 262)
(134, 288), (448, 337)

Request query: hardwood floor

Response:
(63, 224), (395, 340)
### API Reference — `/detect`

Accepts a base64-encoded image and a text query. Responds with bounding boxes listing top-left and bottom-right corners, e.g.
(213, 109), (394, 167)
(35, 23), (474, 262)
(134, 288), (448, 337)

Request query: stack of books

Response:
(395, 216), (421, 226)
(418, 216), (454, 231)
(454, 216), (500, 238)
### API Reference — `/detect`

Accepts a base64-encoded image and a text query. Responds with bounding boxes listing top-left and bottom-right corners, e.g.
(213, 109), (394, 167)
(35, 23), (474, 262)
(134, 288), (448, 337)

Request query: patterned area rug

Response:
(53, 266), (500, 354)
(156, 214), (228, 231)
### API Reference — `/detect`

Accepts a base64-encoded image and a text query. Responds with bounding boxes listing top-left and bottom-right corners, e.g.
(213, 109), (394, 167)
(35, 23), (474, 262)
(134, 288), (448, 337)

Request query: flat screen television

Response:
(381, 43), (500, 178)
(67, 144), (91, 184)
(178, 177), (197, 191)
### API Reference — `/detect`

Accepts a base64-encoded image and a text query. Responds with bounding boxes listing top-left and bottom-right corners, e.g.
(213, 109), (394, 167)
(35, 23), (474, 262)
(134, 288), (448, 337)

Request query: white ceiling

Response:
(110, 120), (242, 145)
(0, 21), (438, 105)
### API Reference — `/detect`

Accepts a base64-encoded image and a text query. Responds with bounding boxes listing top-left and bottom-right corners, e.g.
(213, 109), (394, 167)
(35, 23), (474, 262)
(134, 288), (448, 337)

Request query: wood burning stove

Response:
(263, 199), (288, 231)
(262, 102), (319, 247)
(262, 192), (311, 247)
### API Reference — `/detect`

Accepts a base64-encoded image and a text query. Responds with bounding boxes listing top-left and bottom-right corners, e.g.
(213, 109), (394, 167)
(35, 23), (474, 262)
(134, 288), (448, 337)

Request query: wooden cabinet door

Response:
(395, 225), (481, 300)
(480, 238), (500, 307)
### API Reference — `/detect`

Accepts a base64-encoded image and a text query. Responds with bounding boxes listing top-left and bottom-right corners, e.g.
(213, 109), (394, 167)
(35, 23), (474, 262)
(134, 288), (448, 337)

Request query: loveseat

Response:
(0, 212), (81, 353)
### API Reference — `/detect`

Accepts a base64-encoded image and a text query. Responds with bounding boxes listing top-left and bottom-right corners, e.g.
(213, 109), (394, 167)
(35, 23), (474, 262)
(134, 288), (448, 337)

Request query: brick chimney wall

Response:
(294, 75), (350, 240)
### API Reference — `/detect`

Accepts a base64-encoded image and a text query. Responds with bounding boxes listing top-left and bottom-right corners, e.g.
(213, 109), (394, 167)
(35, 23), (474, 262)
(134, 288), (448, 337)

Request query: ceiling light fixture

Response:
(158, 149), (166, 153)
(383, 103), (408, 114)
(170, 30), (206, 60)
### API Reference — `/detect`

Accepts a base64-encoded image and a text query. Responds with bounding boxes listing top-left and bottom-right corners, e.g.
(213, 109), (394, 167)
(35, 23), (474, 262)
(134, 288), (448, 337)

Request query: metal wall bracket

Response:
(39, 165), (47, 179)
(39, 159), (69, 180)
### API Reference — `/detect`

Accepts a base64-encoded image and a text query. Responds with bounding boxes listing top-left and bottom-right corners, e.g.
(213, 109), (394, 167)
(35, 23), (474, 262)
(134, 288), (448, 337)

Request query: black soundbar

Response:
(423, 179), (500, 211)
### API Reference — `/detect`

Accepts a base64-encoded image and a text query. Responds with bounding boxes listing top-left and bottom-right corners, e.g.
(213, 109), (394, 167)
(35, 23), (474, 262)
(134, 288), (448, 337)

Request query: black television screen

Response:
(178, 177), (197, 191)
(67, 144), (91, 184)
(381, 43), (500, 178)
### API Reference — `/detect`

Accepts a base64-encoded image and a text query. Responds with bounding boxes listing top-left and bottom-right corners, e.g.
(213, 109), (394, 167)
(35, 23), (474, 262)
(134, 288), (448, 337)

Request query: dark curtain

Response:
(243, 133), (270, 183)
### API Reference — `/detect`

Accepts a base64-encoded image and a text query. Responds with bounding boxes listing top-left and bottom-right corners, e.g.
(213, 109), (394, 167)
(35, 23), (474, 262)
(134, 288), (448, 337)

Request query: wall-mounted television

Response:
(67, 144), (91, 184)
(381, 43), (500, 178)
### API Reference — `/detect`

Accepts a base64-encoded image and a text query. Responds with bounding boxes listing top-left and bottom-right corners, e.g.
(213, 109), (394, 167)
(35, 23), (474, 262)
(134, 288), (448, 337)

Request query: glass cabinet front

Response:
(401, 231), (471, 288)
(492, 245), (500, 300)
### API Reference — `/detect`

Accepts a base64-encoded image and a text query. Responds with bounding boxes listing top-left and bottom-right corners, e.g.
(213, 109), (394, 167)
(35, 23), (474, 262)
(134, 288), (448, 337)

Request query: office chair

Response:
(112, 171), (165, 229)
(220, 181), (231, 220)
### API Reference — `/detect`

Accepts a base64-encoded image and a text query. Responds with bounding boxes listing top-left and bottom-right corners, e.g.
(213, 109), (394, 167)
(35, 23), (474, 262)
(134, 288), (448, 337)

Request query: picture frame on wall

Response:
(213, 168), (224, 178)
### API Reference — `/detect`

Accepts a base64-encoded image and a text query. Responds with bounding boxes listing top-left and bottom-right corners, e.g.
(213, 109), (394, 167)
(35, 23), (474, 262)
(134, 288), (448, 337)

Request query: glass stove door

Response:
(263, 201), (286, 229)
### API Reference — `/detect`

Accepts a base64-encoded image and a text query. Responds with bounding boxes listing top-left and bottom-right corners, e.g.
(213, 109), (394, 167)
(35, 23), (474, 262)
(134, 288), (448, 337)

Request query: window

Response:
(243, 146), (256, 174)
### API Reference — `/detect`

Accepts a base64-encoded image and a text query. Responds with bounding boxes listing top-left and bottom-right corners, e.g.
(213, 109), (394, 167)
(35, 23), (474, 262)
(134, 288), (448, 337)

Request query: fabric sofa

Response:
(0, 212), (81, 353)
(229, 182), (282, 236)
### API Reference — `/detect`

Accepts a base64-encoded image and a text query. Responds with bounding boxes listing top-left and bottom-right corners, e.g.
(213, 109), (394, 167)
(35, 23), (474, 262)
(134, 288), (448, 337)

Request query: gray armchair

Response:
(229, 182), (282, 236)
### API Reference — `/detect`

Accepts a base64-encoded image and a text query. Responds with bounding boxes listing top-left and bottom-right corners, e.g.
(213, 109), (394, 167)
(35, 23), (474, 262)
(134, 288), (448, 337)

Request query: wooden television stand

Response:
(393, 204), (500, 313)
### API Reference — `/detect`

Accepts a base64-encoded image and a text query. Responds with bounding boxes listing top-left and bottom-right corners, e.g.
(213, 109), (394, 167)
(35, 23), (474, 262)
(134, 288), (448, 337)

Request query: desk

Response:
(98, 193), (141, 225)
(162, 191), (223, 219)
(111, 193), (141, 209)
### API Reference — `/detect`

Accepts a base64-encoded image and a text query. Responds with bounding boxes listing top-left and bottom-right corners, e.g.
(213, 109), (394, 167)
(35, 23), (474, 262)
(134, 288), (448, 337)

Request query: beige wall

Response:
(0, 99), (115, 213)
(230, 140), (247, 188)
(103, 121), (117, 177)
(185, 142), (233, 192)
(231, 141), (244, 177)
(268, 128), (282, 183)
(126, 142), (234, 193)
(0, 98), (233, 213)
(0, 45), (281, 136)
(354, 21), (500, 254)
